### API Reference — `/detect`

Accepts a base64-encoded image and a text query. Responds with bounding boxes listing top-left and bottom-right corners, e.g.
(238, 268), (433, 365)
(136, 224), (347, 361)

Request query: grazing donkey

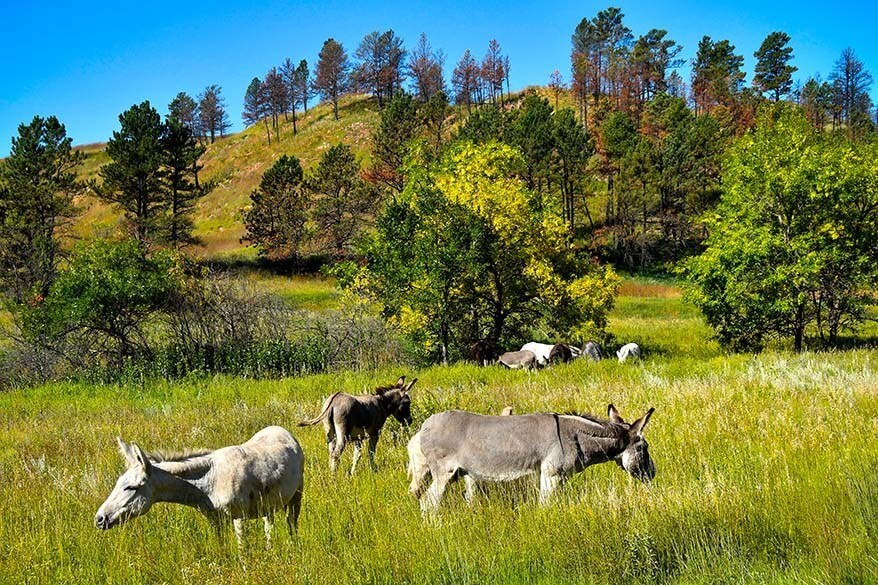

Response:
(617, 343), (642, 363)
(95, 426), (304, 550)
(548, 343), (573, 365)
(407, 404), (655, 513)
(497, 350), (537, 370)
(580, 341), (603, 361)
(299, 376), (416, 473)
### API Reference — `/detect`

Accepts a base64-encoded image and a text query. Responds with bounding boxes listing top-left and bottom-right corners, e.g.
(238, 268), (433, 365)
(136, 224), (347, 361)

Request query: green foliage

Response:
(753, 31), (797, 102)
(25, 239), (180, 362)
(0, 116), (84, 304)
(162, 117), (211, 248)
(308, 144), (375, 256)
(97, 101), (167, 246)
(98, 101), (211, 249)
(455, 104), (512, 144)
(242, 155), (310, 259)
(680, 104), (878, 350)
(368, 92), (420, 192)
(509, 92), (555, 191)
(362, 141), (618, 362)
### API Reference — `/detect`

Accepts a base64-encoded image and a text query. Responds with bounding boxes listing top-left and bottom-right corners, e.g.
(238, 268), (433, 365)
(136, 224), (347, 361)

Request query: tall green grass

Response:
(1, 279), (876, 583)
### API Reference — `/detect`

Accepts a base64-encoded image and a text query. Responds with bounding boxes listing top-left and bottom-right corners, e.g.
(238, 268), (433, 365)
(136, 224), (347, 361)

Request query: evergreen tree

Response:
(691, 36), (745, 113)
(830, 47), (874, 139)
(197, 85), (230, 143)
(296, 59), (312, 114)
(452, 49), (480, 112)
(367, 92), (420, 193)
(308, 144), (375, 256)
(242, 155), (310, 259)
(753, 32), (797, 101)
(162, 117), (211, 248)
(408, 33), (445, 101)
(242, 77), (271, 144)
(280, 58), (300, 134)
(168, 92), (199, 134)
(314, 38), (350, 120)
(98, 101), (166, 247)
(0, 116), (84, 303)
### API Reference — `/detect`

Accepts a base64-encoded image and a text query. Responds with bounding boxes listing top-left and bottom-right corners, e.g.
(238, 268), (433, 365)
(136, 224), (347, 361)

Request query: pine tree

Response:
(308, 144), (375, 255)
(753, 32), (797, 102)
(452, 49), (479, 112)
(408, 33), (445, 101)
(296, 59), (312, 114)
(314, 39), (350, 120)
(168, 92), (199, 134)
(242, 155), (310, 259)
(242, 77), (271, 144)
(830, 47), (873, 138)
(98, 101), (166, 247)
(162, 117), (211, 248)
(197, 85), (230, 143)
(0, 116), (84, 303)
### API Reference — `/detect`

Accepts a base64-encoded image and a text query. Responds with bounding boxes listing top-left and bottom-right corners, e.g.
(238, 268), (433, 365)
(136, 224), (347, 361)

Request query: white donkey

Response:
(95, 426), (304, 549)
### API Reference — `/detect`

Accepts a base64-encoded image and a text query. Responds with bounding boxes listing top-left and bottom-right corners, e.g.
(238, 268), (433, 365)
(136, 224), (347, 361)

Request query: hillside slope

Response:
(73, 95), (380, 259)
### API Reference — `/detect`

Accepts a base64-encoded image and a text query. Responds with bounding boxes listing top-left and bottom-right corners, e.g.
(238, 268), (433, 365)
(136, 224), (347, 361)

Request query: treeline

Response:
(1, 6), (877, 385)
(240, 31), (509, 144)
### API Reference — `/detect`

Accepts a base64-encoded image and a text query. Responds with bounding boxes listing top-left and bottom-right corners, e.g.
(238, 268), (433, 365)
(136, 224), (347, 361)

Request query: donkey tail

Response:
(298, 393), (340, 427)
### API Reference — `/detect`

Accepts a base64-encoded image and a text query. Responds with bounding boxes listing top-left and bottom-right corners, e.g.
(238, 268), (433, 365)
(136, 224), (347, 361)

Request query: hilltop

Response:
(72, 94), (380, 260)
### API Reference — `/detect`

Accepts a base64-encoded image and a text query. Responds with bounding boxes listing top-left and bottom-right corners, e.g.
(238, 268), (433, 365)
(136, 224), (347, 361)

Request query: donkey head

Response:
(608, 404), (656, 483)
(377, 376), (417, 426)
(95, 438), (157, 530)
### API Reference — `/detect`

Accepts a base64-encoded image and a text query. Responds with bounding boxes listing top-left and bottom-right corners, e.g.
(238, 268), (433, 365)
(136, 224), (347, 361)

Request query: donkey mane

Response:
(558, 412), (627, 439)
(374, 384), (402, 395)
(147, 448), (214, 463)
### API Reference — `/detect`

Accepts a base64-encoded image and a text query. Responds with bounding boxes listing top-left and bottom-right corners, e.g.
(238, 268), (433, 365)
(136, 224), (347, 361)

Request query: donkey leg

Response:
(349, 441), (362, 475)
(463, 475), (478, 506)
(286, 489), (303, 535)
(329, 422), (348, 473)
(422, 468), (455, 514)
(366, 434), (379, 472)
(538, 468), (563, 505)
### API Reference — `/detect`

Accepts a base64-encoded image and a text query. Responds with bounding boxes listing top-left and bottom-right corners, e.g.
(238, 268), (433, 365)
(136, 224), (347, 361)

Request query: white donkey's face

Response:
(94, 439), (156, 530)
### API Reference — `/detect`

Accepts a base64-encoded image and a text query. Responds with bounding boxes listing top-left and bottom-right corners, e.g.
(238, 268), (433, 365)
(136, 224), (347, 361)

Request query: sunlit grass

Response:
(1, 272), (876, 583)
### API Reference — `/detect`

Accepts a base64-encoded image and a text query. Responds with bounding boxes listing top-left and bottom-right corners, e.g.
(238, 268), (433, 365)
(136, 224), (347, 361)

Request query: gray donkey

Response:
(299, 376), (416, 473)
(408, 404), (655, 512)
(95, 426), (304, 550)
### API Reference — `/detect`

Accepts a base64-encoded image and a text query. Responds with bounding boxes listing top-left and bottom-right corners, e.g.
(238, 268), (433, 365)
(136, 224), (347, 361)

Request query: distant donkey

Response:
(299, 376), (416, 473)
(408, 404), (655, 513)
(617, 343), (642, 363)
(95, 427), (304, 550)
(497, 350), (537, 370)
(580, 341), (603, 361)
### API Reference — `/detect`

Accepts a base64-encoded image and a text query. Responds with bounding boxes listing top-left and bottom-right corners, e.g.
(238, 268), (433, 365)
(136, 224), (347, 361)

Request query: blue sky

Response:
(1, 0), (876, 155)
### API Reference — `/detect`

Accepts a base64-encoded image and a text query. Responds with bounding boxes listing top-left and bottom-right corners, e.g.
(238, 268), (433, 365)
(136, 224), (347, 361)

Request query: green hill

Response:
(72, 94), (380, 260)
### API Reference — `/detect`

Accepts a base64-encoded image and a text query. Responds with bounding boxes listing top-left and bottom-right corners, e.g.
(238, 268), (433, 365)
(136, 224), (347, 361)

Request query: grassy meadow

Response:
(1, 277), (877, 583)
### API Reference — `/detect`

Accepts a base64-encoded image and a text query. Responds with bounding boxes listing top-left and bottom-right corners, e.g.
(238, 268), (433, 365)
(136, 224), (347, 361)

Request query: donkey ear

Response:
(404, 378), (418, 393)
(130, 442), (152, 473)
(629, 407), (655, 436)
(117, 437), (138, 468)
(607, 404), (624, 424)
(396, 376), (406, 387)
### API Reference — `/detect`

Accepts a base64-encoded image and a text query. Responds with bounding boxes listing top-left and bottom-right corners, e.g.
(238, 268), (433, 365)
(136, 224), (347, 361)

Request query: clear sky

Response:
(1, 0), (876, 155)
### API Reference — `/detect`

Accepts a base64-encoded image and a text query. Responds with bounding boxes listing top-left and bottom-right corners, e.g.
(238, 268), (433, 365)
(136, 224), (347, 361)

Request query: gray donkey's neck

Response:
(151, 463), (216, 514)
